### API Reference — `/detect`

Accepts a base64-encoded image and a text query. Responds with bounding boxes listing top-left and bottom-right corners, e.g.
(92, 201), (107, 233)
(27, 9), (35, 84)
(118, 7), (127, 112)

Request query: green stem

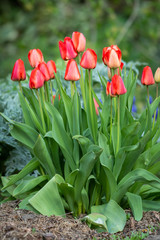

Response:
(116, 95), (120, 154)
(152, 83), (159, 130)
(147, 85), (149, 101)
(18, 81), (22, 93)
(50, 80), (53, 103)
(156, 83), (158, 98)
(79, 54), (86, 110)
(110, 97), (113, 144)
(36, 89), (46, 132)
(70, 81), (75, 97)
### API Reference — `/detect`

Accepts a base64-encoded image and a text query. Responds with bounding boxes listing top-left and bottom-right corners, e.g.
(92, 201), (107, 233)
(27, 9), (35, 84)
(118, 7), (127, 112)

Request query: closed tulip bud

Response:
(111, 74), (127, 96)
(47, 60), (57, 79)
(80, 48), (97, 69)
(72, 32), (86, 53)
(11, 59), (26, 81)
(38, 62), (50, 81)
(154, 67), (160, 83)
(29, 68), (45, 89)
(141, 66), (155, 85)
(28, 49), (44, 68)
(64, 59), (81, 81)
(93, 98), (99, 115)
(59, 37), (78, 60)
(102, 45), (122, 69)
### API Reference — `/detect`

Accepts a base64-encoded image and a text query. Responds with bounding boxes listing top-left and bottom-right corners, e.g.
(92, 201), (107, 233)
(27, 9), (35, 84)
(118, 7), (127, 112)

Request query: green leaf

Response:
(126, 192), (143, 221)
(73, 135), (92, 155)
(33, 135), (56, 178)
(29, 176), (65, 216)
(13, 175), (48, 197)
(91, 200), (126, 233)
(83, 213), (108, 230)
(2, 158), (40, 190)
(142, 200), (160, 211)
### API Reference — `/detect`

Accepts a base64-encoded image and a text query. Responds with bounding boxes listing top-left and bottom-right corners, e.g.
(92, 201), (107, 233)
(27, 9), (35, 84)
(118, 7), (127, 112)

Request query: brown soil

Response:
(0, 201), (160, 240)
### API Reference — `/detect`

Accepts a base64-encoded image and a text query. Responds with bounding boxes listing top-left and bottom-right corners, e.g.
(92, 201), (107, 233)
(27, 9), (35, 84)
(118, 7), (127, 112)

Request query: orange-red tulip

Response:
(47, 60), (57, 79)
(102, 45), (122, 69)
(141, 66), (155, 85)
(111, 74), (127, 96)
(29, 68), (45, 89)
(28, 49), (44, 68)
(106, 81), (116, 97)
(38, 62), (50, 81)
(72, 32), (86, 53)
(80, 48), (97, 69)
(64, 59), (81, 81)
(59, 37), (78, 60)
(11, 59), (26, 81)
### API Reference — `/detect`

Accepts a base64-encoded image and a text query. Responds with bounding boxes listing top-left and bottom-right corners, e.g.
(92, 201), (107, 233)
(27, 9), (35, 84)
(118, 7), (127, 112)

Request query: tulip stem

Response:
(147, 85), (149, 100)
(156, 83), (158, 98)
(152, 83), (159, 130)
(18, 82), (23, 93)
(110, 97), (113, 144)
(36, 89), (46, 132)
(79, 54), (86, 110)
(50, 80), (53, 103)
(116, 95), (120, 154)
(70, 81), (75, 97)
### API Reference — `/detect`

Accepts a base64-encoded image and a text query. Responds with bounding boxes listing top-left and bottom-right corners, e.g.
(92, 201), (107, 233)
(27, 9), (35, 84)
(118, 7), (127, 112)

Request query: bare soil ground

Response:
(0, 201), (160, 240)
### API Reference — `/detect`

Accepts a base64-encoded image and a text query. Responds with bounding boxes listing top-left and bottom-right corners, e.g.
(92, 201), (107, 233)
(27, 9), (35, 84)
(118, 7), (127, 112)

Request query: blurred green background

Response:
(0, 0), (160, 78)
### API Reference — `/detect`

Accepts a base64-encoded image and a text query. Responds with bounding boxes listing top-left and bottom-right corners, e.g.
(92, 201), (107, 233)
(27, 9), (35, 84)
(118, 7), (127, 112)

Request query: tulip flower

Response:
(111, 74), (127, 96)
(47, 60), (57, 79)
(29, 68), (45, 89)
(28, 49), (44, 68)
(141, 66), (155, 86)
(102, 45), (122, 69)
(72, 32), (86, 53)
(11, 59), (26, 81)
(59, 37), (78, 60)
(154, 68), (160, 83)
(80, 48), (97, 69)
(64, 59), (81, 81)
(38, 62), (50, 81)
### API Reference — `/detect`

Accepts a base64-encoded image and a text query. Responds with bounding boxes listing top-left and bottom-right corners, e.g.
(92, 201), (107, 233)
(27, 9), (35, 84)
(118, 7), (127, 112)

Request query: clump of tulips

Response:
(2, 31), (160, 234)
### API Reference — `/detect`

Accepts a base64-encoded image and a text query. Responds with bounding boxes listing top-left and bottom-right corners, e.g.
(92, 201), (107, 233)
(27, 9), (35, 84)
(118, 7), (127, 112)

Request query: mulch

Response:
(0, 200), (160, 240)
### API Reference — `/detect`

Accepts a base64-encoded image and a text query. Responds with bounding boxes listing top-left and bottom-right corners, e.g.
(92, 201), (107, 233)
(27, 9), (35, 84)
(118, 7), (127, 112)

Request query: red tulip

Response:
(106, 81), (116, 97)
(141, 66), (155, 85)
(28, 49), (44, 68)
(64, 59), (81, 81)
(59, 37), (78, 60)
(93, 98), (99, 115)
(102, 45), (122, 69)
(47, 60), (57, 79)
(38, 62), (50, 81)
(72, 32), (86, 53)
(111, 74), (127, 96)
(80, 49), (97, 69)
(11, 59), (26, 81)
(29, 68), (45, 89)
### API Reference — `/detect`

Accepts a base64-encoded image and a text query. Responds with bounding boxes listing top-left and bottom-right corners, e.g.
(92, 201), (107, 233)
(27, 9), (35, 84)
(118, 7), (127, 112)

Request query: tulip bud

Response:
(102, 45), (122, 69)
(28, 49), (44, 68)
(141, 66), (155, 85)
(154, 67), (160, 83)
(80, 48), (97, 69)
(47, 60), (57, 79)
(93, 98), (99, 115)
(111, 74), (127, 96)
(72, 32), (86, 53)
(29, 68), (45, 89)
(38, 62), (50, 81)
(11, 59), (26, 81)
(64, 59), (81, 81)
(59, 37), (78, 60)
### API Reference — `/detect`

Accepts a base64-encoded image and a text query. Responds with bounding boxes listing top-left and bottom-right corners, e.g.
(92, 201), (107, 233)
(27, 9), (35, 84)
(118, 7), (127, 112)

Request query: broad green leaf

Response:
(59, 183), (75, 213)
(121, 122), (140, 146)
(81, 188), (89, 212)
(91, 200), (126, 233)
(2, 158), (40, 190)
(113, 168), (160, 203)
(65, 169), (79, 185)
(33, 135), (56, 178)
(29, 176), (65, 216)
(18, 191), (39, 212)
(126, 192), (143, 221)
(73, 135), (93, 155)
(142, 200), (160, 211)
(83, 213), (108, 230)
(13, 175), (48, 197)
(1, 176), (16, 196)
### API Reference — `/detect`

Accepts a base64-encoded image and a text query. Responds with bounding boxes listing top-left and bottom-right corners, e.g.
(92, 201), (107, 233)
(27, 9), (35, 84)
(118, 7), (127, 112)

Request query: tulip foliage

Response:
(1, 33), (160, 233)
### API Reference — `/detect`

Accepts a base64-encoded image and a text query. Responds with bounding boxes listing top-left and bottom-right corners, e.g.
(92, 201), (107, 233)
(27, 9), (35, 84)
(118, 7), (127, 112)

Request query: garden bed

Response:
(0, 201), (160, 240)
